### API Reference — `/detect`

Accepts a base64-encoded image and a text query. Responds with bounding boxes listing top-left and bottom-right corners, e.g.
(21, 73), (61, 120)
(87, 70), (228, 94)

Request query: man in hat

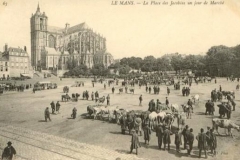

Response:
(175, 128), (182, 153)
(167, 87), (170, 95)
(56, 101), (61, 114)
(182, 125), (189, 149)
(106, 94), (110, 106)
(209, 129), (217, 156)
(72, 107), (77, 119)
(163, 126), (172, 151)
(196, 128), (207, 158)
(50, 101), (55, 114)
(165, 97), (169, 108)
(187, 128), (194, 156)
(206, 126), (211, 151)
(139, 95), (143, 106)
(143, 122), (151, 145)
(44, 107), (51, 122)
(130, 129), (141, 155)
(91, 92), (94, 101)
(2, 141), (16, 160)
(156, 123), (164, 150)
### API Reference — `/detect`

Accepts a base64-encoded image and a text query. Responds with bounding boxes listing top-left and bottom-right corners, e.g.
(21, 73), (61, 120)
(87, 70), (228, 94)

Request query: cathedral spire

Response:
(37, 2), (40, 12)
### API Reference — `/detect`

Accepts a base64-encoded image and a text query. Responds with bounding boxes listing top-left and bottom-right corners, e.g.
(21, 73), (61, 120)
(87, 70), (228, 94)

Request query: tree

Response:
(91, 64), (110, 76)
(171, 53), (183, 74)
(141, 56), (156, 72)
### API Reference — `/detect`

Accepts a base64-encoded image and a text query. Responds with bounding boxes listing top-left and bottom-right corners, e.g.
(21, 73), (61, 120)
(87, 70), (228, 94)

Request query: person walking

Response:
(130, 130), (141, 155)
(196, 128), (207, 158)
(56, 101), (61, 114)
(2, 141), (16, 160)
(139, 95), (143, 106)
(156, 123), (164, 150)
(187, 128), (194, 156)
(44, 107), (51, 122)
(175, 128), (182, 153)
(50, 101), (55, 114)
(106, 94), (110, 105)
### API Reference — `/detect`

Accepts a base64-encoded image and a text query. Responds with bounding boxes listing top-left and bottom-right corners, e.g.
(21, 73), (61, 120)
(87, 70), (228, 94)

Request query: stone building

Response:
(30, 4), (114, 71)
(1, 44), (31, 77)
(0, 56), (9, 79)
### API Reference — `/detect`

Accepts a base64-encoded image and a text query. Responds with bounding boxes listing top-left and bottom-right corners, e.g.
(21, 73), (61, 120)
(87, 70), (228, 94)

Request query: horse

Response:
(62, 94), (71, 102)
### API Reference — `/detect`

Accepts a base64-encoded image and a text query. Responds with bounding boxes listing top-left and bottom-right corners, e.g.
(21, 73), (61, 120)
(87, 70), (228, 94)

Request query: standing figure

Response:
(209, 129), (217, 156)
(219, 85), (222, 92)
(95, 91), (99, 103)
(182, 125), (189, 149)
(196, 128), (207, 158)
(163, 126), (172, 151)
(50, 101), (55, 114)
(44, 107), (51, 122)
(143, 122), (151, 145)
(112, 87), (115, 94)
(139, 95), (143, 106)
(106, 94), (110, 106)
(130, 130), (141, 155)
(167, 87), (170, 95)
(175, 128), (182, 153)
(2, 141), (16, 160)
(72, 107), (77, 119)
(149, 86), (152, 94)
(187, 128), (194, 156)
(165, 97), (169, 107)
(91, 92), (94, 101)
(56, 101), (61, 114)
(104, 83), (106, 89)
(156, 124), (164, 150)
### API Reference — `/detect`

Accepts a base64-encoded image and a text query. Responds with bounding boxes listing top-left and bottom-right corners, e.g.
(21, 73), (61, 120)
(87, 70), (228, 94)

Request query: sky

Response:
(0, 0), (240, 59)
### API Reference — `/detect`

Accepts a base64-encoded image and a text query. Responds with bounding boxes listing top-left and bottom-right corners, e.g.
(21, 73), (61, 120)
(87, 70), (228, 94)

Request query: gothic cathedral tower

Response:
(30, 3), (48, 70)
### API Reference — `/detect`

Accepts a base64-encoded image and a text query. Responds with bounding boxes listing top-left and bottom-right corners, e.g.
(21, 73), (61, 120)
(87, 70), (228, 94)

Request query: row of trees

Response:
(64, 44), (240, 77)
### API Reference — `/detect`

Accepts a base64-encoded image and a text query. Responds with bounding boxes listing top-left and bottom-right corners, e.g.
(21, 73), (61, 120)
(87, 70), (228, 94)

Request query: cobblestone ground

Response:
(0, 123), (144, 160)
(0, 77), (240, 160)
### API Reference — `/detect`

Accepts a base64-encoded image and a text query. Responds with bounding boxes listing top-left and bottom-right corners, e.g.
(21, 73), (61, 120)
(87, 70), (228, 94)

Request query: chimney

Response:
(24, 46), (27, 52)
(4, 43), (8, 52)
(65, 23), (70, 33)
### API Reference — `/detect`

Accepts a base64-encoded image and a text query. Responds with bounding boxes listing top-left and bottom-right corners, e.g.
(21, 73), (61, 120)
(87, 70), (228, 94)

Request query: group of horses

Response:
(86, 102), (196, 135)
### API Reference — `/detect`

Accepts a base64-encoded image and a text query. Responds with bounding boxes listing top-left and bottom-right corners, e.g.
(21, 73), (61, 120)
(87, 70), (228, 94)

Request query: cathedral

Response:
(30, 4), (114, 71)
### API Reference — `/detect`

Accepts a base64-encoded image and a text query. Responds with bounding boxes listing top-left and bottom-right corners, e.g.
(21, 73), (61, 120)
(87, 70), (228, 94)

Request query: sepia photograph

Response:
(0, 0), (240, 159)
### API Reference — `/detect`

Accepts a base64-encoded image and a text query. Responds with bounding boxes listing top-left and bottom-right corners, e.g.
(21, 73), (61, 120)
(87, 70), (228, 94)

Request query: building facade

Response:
(1, 44), (31, 78)
(30, 4), (114, 71)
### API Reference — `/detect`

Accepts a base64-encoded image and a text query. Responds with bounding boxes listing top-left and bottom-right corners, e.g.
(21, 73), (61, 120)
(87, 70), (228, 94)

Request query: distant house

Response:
(1, 44), (32, 78)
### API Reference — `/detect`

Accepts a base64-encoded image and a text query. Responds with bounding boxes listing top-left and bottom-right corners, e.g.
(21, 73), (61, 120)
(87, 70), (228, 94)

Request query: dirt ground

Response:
(0, 77), (240, 160)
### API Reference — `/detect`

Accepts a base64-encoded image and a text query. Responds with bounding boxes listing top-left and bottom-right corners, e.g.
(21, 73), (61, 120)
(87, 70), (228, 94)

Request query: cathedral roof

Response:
(67, 22), (89, 34)
(48, 26), (64, 34)
(45, 47), (59, 55)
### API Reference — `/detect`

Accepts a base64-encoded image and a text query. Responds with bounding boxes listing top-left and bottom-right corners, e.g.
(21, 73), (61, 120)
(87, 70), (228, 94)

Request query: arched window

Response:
(48, 35), (55, 48)
(40, 18), (43, 30)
